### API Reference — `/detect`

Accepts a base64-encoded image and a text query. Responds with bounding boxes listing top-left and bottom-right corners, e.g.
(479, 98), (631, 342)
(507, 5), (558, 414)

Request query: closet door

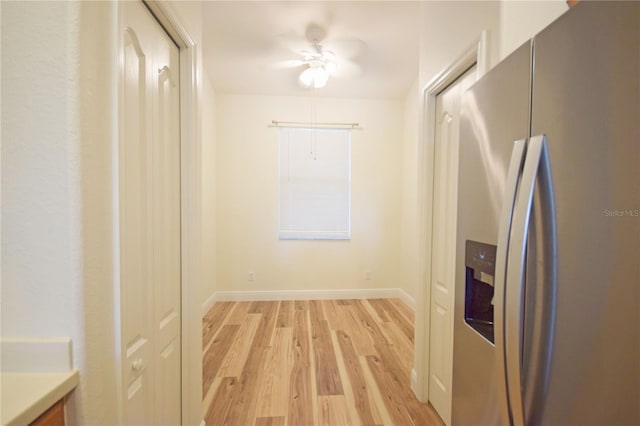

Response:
(428, 65), (477, 425)
(120, 1), (181, 424)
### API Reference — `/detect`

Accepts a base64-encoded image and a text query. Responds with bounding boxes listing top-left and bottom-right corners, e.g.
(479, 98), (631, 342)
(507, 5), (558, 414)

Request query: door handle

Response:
(494, 138), (527, 425)
(520, 135), (558, 425)
(132, 358), (144, 372)
(504, 135), (549, 426)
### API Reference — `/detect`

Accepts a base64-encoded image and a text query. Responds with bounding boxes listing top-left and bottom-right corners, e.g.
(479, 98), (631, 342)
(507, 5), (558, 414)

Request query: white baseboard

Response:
(411, 368), (420, 400)
(202, 292), (218, 315)
(210, 287), (416, 309)
(398, 289), (416, 310)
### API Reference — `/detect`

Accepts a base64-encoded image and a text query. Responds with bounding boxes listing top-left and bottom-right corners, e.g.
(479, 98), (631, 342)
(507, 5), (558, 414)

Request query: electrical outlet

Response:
(365, 270), (372, 281)
(248, 272), (255, 282)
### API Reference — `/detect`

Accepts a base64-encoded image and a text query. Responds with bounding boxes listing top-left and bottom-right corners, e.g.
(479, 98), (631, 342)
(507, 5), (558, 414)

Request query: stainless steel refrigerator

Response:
(452, 2), (639, 425)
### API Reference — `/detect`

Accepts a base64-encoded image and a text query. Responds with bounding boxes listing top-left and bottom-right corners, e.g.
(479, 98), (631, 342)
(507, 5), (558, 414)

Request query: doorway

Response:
(413, 34), (487, 426)
(427, 65), (477, 424)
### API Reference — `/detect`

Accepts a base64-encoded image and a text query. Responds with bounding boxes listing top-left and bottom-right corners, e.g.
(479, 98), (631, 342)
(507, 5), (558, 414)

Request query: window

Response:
(278, 127), (351, 240)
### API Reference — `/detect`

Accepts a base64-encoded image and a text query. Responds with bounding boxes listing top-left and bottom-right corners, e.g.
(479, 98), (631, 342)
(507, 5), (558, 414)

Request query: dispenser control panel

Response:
(464, 240), (497, 343)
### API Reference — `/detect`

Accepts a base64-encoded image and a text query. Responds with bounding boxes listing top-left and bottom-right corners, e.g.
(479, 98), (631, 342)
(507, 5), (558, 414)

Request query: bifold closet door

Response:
(120, 1), (181, 424)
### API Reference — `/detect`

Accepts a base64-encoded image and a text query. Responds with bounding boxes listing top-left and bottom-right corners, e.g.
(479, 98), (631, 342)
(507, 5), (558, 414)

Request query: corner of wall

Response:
(76, 1), (120, 423)
(202, 291), (218, 317)
(201, 69), (218, 309)
(398, 77), (421, 303)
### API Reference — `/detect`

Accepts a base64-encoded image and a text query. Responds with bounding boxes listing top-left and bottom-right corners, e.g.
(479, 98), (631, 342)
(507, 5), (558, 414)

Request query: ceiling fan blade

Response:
(331, 60), (364, 79)
(274, 32), (311, 56)
(321, 49), (337, 62)
(325, 38), (368, 60)
(270, 59), (307, 69)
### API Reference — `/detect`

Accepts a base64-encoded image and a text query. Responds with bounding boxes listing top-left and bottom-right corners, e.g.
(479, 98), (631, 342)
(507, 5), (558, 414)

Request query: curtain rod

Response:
(270, 120), (360, 129)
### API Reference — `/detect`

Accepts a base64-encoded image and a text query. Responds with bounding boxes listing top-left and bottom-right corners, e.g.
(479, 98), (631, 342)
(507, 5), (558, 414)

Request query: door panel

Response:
(121, 21), (153, 424)
(121, 2), (181, 424)
(429, 65), (476, 425)
(153, 33), (181, 426)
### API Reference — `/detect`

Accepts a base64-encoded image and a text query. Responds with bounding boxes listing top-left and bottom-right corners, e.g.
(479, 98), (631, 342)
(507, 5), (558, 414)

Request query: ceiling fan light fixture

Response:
(299, 64), (329, 89)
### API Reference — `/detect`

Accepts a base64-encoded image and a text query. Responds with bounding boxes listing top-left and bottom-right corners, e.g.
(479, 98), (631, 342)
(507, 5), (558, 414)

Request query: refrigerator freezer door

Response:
(530, 2), (640, 425)
(504, 135), (558, 426)
(452, 42), (532, 425)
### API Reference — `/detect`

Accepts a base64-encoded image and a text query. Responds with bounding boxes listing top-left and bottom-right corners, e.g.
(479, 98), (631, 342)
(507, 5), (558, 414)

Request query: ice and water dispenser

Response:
(464, 241), (497, 343)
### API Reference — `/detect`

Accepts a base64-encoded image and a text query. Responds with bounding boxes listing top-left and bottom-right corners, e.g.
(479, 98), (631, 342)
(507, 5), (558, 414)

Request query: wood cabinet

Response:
(30, 400), (64, 426)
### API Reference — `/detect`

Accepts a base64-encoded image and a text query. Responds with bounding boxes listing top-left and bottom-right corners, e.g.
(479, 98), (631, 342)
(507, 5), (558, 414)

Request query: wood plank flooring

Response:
(203, 299), (444, 426)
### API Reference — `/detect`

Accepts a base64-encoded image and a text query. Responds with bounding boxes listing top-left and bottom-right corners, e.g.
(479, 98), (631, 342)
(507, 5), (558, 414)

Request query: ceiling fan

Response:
(273, 24), (366, 89)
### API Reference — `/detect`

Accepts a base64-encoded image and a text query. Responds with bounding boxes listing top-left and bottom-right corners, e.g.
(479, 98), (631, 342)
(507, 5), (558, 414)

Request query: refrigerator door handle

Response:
(504, 135), (548, 426)
(521, 134), (557, 425)
(494, 138), (527, 425)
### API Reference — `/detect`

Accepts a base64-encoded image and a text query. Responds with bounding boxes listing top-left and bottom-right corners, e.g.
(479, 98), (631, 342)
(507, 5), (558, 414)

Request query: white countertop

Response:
(1, 338), (79, 426)
(1, 370), (79, 426)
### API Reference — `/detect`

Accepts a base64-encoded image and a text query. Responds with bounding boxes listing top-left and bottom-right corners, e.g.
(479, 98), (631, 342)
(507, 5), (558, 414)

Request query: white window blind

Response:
(279, 127), (351, 240)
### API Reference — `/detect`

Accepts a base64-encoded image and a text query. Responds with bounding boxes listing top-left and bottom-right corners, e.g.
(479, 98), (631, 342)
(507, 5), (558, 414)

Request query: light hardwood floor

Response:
(202, 299), (444, 426)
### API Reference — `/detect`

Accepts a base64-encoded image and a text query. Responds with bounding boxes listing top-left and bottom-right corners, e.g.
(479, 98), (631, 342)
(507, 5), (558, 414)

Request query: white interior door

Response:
(120, 2), (181, 424)
(429, 66), (476, 425)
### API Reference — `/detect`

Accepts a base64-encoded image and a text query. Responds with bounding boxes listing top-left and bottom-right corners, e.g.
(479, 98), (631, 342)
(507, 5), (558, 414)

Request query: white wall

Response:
(399, 79), (421, 302)
(2, 0), (80, 342)
(201, 71), (217, 310)
(1, 1), (207, 424)
(420, 1), (501, 88)
(215, 94), (404, 294)
(500, 0), (568, 60)
(1, 2), (118, 423)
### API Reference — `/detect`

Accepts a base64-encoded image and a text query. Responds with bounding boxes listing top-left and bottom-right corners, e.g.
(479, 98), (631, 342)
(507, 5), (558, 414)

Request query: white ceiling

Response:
(202, 1), (421, 100)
